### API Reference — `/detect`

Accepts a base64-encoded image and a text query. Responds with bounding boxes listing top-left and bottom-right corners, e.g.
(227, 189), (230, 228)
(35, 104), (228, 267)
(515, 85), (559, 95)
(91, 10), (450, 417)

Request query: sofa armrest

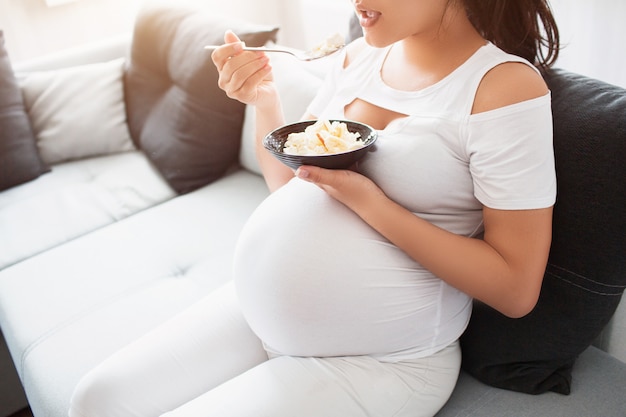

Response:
(13, 34), (131, 73)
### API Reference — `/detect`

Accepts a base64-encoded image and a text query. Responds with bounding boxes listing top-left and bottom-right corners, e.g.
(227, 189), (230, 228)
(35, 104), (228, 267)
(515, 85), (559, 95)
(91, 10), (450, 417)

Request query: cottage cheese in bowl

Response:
(263, 119), (377, 170)
(283, 119), (365, 156)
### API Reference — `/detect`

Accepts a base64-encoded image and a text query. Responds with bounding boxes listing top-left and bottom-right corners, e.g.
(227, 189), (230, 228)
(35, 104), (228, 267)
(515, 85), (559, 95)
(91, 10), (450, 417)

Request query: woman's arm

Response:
(253, 93), (295, 192)
(361, 195), (552, 318)
(214, 34), (370, 191)
(212, 31), (294, 191)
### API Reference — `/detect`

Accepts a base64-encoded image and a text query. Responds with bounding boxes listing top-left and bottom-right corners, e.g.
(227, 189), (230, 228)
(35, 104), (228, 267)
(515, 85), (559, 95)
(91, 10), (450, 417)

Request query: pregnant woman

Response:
(69, 1), (560, 416)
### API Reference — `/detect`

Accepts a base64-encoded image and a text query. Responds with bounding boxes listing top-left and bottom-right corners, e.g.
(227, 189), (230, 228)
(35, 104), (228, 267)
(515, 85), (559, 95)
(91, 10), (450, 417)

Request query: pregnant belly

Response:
(233, 179), (450, 358)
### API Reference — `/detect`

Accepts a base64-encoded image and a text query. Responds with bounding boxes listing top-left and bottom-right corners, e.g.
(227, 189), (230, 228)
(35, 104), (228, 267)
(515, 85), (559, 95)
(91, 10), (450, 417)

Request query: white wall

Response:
(550, 0), (626, 88)
(0, 0), (141, 62)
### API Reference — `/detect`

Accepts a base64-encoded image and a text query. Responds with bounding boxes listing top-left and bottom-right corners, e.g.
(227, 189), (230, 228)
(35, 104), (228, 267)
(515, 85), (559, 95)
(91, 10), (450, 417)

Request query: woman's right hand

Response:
(211, 30), (275, 108)
(212, 30), (292, 191)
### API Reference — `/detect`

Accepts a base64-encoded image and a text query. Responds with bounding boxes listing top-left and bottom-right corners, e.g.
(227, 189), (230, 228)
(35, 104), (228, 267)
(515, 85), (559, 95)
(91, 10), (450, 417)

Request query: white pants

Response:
(69, 282), (461, 417)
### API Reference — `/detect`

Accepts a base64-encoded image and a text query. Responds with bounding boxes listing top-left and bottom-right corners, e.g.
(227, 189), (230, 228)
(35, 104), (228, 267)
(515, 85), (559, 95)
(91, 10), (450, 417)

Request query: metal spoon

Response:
(204, 44), (344, 61)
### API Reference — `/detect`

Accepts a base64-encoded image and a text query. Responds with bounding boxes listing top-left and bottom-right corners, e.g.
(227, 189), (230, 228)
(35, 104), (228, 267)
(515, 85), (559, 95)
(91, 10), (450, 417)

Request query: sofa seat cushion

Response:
(0, 151), (175, 270)
(125, 5), (278, 194)
(0, 169), (268, 417)
(436, 346), (626, 416)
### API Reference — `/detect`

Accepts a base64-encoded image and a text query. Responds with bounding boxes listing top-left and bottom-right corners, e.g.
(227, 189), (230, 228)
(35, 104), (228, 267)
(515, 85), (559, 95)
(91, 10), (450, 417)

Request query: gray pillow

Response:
(124, 6), (278, 194)
(0, 31), (48, 191)
(18, 57), (134, 165)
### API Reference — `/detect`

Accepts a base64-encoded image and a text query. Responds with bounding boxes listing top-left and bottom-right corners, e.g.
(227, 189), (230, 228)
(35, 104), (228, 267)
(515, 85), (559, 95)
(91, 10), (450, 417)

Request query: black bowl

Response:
(263, 119), (377, 170)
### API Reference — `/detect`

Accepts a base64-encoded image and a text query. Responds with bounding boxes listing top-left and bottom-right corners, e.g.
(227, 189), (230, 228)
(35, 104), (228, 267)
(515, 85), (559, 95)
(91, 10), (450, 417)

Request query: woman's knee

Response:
(70, 367), (114, 417)
(69, 363), (145, 417)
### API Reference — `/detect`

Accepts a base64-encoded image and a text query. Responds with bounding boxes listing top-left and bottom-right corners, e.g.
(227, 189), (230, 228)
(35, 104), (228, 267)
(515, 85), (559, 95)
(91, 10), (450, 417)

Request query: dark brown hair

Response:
(460, 0), (560, 69)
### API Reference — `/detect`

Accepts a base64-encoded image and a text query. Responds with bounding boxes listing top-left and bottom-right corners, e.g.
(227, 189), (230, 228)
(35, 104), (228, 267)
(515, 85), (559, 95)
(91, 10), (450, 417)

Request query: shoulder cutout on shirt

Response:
(472, 62), (549, 114)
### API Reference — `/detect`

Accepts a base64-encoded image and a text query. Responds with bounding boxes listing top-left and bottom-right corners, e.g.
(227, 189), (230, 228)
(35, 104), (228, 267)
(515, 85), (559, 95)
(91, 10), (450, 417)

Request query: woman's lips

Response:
(358, 9), (381, 28)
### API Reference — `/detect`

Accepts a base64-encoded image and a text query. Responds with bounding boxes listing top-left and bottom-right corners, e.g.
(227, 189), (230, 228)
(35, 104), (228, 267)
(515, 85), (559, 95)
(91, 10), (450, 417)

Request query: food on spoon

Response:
(283, 120), (365, 156)
(309, 33), (345, 58)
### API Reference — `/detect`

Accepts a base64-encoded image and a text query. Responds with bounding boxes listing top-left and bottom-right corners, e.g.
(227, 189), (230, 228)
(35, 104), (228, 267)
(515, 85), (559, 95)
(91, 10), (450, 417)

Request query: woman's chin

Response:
(362, 34), (393, 49)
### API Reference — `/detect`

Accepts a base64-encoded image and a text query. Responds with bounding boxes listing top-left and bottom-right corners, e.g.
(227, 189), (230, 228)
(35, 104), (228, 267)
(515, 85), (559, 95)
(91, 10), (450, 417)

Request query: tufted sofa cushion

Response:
(461, 69), (626, 395)
(125, 6), (278, 194)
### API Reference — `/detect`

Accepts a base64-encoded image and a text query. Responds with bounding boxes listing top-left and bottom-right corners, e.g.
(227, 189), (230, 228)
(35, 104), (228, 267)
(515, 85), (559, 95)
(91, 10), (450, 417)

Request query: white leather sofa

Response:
(1, 5), (625, 417)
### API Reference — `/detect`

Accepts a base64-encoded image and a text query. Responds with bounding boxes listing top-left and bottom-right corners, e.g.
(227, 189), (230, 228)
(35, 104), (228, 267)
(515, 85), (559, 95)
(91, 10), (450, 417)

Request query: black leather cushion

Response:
(461, 69), (626, 395)
(0, 31), (48, 191)
(125, 6), (278, 194)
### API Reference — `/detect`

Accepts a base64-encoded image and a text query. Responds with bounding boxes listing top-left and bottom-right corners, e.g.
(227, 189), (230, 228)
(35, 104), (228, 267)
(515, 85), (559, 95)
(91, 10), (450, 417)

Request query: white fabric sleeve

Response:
(465, 93), (556, 210)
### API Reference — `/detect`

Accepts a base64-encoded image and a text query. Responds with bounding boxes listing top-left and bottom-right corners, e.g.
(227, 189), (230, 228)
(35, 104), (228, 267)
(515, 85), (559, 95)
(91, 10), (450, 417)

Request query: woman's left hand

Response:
(295, 165), (386, 213)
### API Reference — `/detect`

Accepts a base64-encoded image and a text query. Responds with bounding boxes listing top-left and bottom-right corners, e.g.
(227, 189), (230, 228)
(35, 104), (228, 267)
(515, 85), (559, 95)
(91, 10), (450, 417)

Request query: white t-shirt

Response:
(233, 42), (556, 362)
